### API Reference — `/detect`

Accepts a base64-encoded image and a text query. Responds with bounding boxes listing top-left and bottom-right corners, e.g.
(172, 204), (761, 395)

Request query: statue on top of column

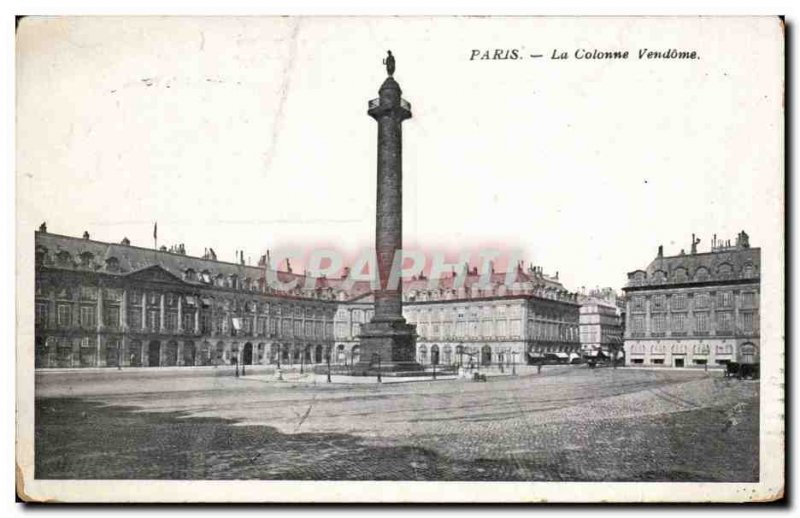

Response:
(383, 50), (395, 76)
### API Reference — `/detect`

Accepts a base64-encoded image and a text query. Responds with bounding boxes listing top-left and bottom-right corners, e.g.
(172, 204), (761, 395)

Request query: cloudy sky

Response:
(16, 16), (783, 291)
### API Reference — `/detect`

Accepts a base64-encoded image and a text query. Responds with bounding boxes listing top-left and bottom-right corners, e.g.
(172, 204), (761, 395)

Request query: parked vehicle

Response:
(725, 362), (760, 380)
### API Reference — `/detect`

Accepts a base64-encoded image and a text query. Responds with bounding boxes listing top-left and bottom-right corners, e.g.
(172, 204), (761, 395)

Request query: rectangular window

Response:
(695, 312), (709, 332)
(129, 309), (142, 330)
(104, 306), (120, 329)
(201, 312), (212, 333)
(631, 358), (644, 364)
(147, 310), (160, 332)
(165, 312), (178, 331)
(671, 294), (688, 311)
(182, 311), (194, 332)
(717, 291), (733, 309)
(35, 302), (49, 327)
(80, 306), (96, 329)
(672, 313), (686, 332)
(631, 297), (645, 312)
(632, 315), (645, 334)
(693, 359), (707, 365)
(652, 314), (666, 333)
(652, 295), (666, 311)
(716, 311), (733, 333)
(651, 358), (664, 365)
(741, 311), (756, 333)
(741, 292), (756, 308)
(694, 293), (710, 310)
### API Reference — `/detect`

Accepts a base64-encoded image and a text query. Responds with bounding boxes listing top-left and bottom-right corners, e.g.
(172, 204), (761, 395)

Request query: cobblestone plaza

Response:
(35, 366), (758, 481)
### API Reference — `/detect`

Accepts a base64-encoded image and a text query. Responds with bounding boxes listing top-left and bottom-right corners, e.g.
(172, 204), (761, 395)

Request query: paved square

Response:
(35, 366), (758, 481)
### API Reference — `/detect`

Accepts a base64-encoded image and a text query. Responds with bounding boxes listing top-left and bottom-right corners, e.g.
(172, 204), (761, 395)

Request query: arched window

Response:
(694, 267), (710, 282)
(739, 343), (757, 364)
(673, 267), (688, 282)
(717, 263), (733, 277)
(481, 345), (492, 365)
(418, 344), (428, 364)
(443, 345), (453, 365)
(431, 344), (440, 365)
(351, 345), (360, 364)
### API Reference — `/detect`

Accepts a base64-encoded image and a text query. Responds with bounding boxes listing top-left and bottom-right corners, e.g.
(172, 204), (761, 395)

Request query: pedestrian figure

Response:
(537, 363), (542, 374)
(234, 356), (239, 377)
(130, 353), (135, 367)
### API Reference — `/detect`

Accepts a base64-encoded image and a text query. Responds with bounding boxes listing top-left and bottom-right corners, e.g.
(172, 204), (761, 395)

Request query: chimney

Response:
(121, 237), (130, 246)
(342, 266), (351, 279)
(82, 231), (90, 240)
(38, 222), (47, 233)
(657, 245), (663, 258)
(286, 258), (292, 273)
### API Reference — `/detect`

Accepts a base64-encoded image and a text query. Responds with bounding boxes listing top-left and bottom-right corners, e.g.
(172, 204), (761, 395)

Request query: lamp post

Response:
(301, 347), (305, 374)
(512, 351), (517, 376)
(376, 353), (382, 383)
(326, 352), (332, 383)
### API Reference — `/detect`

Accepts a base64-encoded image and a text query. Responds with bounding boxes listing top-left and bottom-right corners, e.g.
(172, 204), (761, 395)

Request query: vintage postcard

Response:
(15, 16), (784, 503)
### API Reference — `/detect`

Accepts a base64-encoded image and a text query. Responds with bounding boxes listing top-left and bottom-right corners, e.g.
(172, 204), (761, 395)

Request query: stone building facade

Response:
(578, 288), (624, 357)
(622, 231), (760, 368)
(333, 267), (581, 368)
(34, 231), (338, 369)
(35, 230), (581, 370)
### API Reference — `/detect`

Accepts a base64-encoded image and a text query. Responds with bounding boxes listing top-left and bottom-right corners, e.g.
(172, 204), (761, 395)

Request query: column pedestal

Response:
(354, 320), (421, 374)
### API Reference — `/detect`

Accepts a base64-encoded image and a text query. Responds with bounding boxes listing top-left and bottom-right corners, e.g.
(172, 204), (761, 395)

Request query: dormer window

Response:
(105, 257), (120, 272)
(184, 268), (196, 281)
(79, 251), (94, 267)
(35, 246), (48, 266)
(56, 250), (72, 266)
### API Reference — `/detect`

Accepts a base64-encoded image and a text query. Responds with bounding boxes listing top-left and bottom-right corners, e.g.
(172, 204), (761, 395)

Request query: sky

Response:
(16, 16), (783, 292)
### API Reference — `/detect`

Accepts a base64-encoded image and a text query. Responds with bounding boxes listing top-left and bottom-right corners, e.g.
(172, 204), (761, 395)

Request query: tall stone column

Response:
(355, 53), (420, 374)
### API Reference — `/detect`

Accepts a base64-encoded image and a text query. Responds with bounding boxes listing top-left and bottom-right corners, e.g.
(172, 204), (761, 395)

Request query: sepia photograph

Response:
(14, 15), (784, 503)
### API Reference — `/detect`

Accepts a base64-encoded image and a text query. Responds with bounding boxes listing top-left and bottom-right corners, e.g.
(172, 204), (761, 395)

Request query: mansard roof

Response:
(625, 245), (760, 289)
(35, 231), (309, 288)
(35, 231), (579, 304)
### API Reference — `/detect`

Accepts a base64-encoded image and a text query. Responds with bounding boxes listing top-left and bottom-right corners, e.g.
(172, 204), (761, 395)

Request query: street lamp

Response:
(300, 347), (305, 374)
(326, 352), (332, 383)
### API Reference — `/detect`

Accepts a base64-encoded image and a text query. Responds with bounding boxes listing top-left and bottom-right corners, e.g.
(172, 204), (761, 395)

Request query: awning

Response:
(185, 295), (197, 306)
(201, 297), (212, 307)
(546, 352), (569, 359)
(528, 352), (544, 358)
